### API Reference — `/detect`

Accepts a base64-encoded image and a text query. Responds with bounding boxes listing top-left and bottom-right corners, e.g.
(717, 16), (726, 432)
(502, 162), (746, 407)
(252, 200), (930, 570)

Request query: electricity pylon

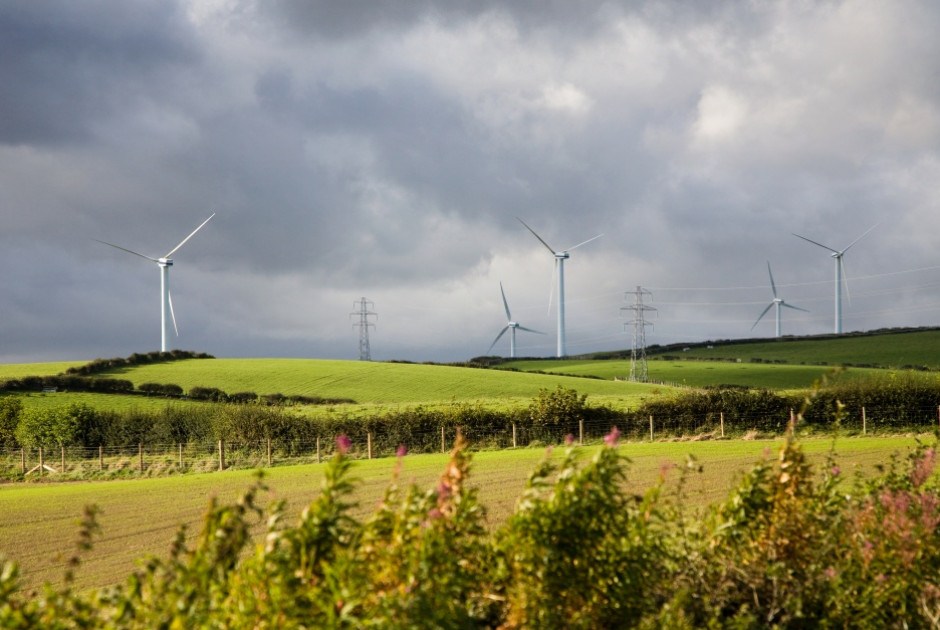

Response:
(350, 297), (377, 361)
(621, 286), (655, 382)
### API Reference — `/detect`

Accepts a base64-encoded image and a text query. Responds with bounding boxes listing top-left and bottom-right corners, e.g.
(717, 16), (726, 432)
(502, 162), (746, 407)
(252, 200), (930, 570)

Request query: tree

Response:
(0, 397), (23, 447)
(526, 385), (588, 428)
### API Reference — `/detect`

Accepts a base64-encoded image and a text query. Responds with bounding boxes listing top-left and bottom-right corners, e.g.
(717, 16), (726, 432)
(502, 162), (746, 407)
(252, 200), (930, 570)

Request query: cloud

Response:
(2, 0), (940, 363)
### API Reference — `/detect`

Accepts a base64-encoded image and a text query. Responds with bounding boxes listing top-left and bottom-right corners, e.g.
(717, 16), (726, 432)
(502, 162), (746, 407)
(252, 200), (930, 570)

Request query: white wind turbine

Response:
(487, 282), (544, 358)
(792, 224), (876, 334)
(518, 218), (602, 358)
(96, 213), (215, 352)
(751, 262), (808, 338)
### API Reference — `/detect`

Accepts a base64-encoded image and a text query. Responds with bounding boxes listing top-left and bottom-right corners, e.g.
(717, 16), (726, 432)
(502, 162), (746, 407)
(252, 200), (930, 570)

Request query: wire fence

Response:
(2, 404), (939, 481)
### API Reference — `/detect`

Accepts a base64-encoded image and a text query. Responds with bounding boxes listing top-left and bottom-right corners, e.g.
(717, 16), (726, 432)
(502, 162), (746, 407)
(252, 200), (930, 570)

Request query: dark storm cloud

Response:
(0, 1), (198, 146)
(3, 0), (940, 363)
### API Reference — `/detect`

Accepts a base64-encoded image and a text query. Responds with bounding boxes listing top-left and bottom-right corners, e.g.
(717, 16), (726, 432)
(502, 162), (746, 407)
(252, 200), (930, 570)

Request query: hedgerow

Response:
(2, 423), (939, 627)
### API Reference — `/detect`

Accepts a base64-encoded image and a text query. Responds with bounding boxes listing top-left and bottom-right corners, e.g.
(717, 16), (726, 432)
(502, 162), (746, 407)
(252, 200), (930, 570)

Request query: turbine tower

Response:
(518, 218), (602, 358)
(350, 297), (377, 361)
(487, 282), (544, 358)
(622, 286), (656, 382)
(792, 224), (876, 334)
(96, 213), (215, 352)
(752, 262), (808, 338)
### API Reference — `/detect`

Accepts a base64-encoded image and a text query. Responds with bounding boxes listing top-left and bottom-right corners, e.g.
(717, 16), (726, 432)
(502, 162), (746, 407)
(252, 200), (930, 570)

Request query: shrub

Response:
(0, 398), (23, 447)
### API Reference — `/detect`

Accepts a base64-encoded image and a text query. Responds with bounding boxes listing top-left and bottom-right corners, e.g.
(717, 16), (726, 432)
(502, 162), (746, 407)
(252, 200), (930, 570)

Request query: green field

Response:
(0, 361), (86, 381)
(656, 329), (940, 369)
(506, 358), (889, 389)
(0, 435), (926, 593)
(88, 358), (670, 409)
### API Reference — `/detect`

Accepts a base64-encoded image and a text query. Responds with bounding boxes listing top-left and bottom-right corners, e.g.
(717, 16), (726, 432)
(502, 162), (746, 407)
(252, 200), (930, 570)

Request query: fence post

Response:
(441, 426), (445, 454)
(61, 446), (65, 474)
(862, 407), (867, 435)
(178, 443), (183, 470)
(649, 415), (654, 442)
(512, 423), (517, 448)
(579, 419), (584, 445)
(21, 448), (25, 475)
(139, 443), (144, 472)
(99, 445), (104, 472)
(367, 432), (373, 460)
(316, 437), (321, 464)
(39, 446), (44, 477)
(789, 408), (796, 431)
(218, 440), (225, 471)
(720, 412), (725, 438)
(267, 438), (272, 467)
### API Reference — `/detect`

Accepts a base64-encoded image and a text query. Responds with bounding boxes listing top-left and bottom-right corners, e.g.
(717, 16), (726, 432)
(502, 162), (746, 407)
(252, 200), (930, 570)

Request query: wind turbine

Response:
(487, 282), (544, 358)
(792, 224), (876, 334)
(96, 213), (215, 352)
(751, 262), (808, 338)
(517, 218), (602, 357)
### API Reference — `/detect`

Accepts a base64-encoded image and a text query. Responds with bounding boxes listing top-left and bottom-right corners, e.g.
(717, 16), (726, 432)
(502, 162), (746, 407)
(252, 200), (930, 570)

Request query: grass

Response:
(506, 358), (888, 389)
(658, 329), (940, 369)
(0, 434), (929, 594)
(0, 362), (86, 381)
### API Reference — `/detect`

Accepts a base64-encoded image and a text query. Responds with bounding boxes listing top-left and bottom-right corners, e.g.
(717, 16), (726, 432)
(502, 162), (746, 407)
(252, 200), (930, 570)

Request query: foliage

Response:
(0, 398), (22, 447)
(3, 425), (940, 627)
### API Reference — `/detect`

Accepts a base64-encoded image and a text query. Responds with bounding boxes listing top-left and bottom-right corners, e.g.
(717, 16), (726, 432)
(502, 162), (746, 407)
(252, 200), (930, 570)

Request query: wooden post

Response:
(316, 437), (321, 464)
(61, 446), (65, 474)
(512, 423), (517, 448)
(99, 445), (104, 471)
(179, 443), (183, 470)
(862, 407), (867, 435)
(267, 438), (272, 467)
(649, 415), (654, 442)
(218, 440), (225, 471)
(720, 412), (725, 438)
(579, 419), (584, 445)
(21, 448), (25, 475)
(441, 426), (445, 454)
(789, 408), (796, 431)
(367, 432), (373, 460)
(39, 446), (44, 477)
(139, 443), (144, 472)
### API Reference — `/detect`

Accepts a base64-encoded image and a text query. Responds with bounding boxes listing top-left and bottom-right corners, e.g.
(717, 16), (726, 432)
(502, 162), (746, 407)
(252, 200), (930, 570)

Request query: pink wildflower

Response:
(604, 426), (621, 448)
(336, 434), (352, 455)
(397, 444), (407, 458)
(565, 434), (575, 446)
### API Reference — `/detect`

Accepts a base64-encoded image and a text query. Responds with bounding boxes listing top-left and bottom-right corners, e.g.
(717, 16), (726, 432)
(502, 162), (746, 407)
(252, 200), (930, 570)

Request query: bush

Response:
(0, 398), (23, 447)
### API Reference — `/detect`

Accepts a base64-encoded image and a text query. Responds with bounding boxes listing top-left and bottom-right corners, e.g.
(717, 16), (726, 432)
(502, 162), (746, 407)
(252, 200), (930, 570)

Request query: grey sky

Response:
(2, 0), (939, 363)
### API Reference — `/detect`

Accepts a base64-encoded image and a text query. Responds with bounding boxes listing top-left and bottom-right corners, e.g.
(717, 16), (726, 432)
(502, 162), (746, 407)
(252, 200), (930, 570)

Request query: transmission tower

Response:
(350, 297), (377, 361)
(621, 286), (655, 382)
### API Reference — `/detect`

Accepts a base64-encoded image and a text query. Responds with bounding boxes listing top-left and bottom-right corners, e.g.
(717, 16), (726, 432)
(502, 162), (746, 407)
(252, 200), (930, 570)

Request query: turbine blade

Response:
(782, 302), (810, 313)
(516, 325), (546, 335)
(841, 223), (878, 255)
(517, 217), (557, 255)
(565, 233), (603, 252)
(751, 303), (774, 330)
(487, 326), (509, 354)
(767, 261), (777, 298)
(94, 239), (159, 263)
(792, 232), (839, 254)
(165, 213), (215, 258)
(168, 291), (179, 336)
(499, 282), (512, 321)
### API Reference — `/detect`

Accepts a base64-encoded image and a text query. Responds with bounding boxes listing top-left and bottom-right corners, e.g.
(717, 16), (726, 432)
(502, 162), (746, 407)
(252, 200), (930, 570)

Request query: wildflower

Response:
(396, 444), (407, 458)
(565, 434), (575, 446)
(604, 426), (621, 447)
(336, 434), (352, 455)
(831, 466), (841, 476)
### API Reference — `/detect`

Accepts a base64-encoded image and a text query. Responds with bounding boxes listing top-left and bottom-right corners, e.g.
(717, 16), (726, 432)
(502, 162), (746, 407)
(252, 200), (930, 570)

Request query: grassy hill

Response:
(649, 328), (940, 369)
(504, 358), (883, 389)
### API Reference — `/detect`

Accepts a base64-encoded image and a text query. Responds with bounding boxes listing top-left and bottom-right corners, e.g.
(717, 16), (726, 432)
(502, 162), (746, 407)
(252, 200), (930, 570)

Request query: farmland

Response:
(0, 434), (927, 593)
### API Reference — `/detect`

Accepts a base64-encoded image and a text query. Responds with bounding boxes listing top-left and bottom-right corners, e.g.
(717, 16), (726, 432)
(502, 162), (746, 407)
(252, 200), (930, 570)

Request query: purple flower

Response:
(604, 426), (621, 447)
(397, 444), (407, 458)
(831, 466), (841, 476)
(565, 434), (575, 446)
(336, 434), (352, 455)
